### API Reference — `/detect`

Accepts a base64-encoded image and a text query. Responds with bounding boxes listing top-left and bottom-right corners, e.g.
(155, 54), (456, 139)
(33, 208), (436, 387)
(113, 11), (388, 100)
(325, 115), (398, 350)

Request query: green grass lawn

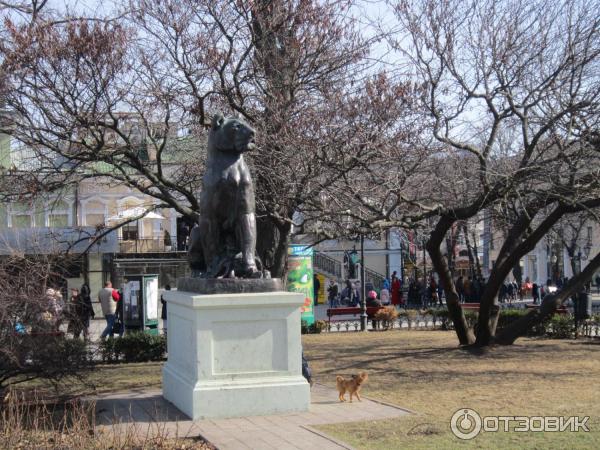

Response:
(303, 330), (600, 449)
(14, 331), (600, 449)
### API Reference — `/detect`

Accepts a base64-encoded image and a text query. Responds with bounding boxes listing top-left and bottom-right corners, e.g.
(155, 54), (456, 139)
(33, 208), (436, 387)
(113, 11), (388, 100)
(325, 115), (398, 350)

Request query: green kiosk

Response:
(122, 274), (160, 335)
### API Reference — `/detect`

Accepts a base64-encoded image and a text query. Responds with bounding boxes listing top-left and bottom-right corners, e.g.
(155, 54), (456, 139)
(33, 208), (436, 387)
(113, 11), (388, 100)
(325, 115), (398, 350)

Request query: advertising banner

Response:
(287, 245), (315, 325)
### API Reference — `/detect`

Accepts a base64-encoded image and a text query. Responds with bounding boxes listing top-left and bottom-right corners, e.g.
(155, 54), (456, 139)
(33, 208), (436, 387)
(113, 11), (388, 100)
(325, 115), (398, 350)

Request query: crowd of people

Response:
(14, 279), (172, 341)
(324, 270), (599, 309)
(27, 285), (96, 338)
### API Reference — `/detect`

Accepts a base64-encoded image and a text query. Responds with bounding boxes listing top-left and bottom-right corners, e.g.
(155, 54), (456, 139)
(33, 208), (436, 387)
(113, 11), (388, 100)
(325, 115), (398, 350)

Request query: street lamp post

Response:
(360, 234), (367, 331)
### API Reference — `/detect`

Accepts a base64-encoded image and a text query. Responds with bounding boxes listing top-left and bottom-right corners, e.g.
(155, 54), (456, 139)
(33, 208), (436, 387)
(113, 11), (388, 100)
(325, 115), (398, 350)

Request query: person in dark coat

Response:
(366, 290), (382, 329)
(391, 272), (402, 308)
(532, 283), (540, 304)
(455, 276), (464, 303)
(327, 280), (339, 308)
(342, 279), (360, 306)
(161, 284), (171, 335)
(68, 288), (93, 339)
(313, 274), (320, 306)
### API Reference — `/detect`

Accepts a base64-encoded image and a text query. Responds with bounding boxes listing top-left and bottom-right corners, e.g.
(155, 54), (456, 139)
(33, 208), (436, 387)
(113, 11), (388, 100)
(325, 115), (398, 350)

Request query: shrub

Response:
(464, 310), (479, 328)
(496, 309), (528, 328)
(301, 320), (327, 334)
(2, 334), (92, 392)
(0, 388), (213, 449)
(312, 320), (327, 333)
(432, 308), (451, 329)
(547, 314), (574, 339)
(99, 333), (166, 363)
(301, 320), (309, 334)
(99, 337), (119, 363)
(374, 306), (399, 330)
(0, 256), (94, 391)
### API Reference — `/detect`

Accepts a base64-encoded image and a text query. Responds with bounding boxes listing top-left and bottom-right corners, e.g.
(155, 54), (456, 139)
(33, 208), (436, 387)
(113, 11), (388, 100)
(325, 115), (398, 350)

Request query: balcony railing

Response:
(118, 238), (181, 253)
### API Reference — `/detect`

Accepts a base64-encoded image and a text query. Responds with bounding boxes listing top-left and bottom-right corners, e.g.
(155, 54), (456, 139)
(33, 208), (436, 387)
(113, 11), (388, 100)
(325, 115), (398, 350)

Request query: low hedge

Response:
(403, 308), (575, 338)
(100, 332), (166, 363)
(301, 320), (327, 334)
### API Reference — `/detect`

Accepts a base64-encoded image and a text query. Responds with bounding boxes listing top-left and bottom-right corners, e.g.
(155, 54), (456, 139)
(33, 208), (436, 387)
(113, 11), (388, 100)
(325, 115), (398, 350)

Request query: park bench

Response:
(326, 306), (386, 327)
(461, 303), (480, 311)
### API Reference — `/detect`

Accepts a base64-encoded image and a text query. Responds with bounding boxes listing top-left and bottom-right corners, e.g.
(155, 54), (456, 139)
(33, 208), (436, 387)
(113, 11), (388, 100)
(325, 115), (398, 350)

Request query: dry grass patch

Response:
(303, 331), (600, 449)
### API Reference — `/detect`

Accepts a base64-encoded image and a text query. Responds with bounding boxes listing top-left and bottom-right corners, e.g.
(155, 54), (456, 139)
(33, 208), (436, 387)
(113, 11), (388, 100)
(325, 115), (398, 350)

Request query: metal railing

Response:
(313, 251), (387, 288)
(118, 238), (179, 253)
(365, 267), (386, 290)
(313, 251), (342, 279)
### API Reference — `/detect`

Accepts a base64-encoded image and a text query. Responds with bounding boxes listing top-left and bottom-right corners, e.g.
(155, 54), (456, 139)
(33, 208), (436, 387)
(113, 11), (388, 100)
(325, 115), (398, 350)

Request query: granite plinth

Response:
(176, 277), (283, 294)
(162, 290), (310, 419)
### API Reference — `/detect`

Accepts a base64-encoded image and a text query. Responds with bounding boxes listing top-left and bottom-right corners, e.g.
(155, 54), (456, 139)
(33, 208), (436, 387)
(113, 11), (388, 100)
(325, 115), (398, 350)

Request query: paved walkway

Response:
(94, 383), (411, 450)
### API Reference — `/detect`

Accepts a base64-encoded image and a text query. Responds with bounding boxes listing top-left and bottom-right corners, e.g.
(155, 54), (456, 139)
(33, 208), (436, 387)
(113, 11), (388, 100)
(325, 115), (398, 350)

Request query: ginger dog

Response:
(336, 372), (368, 402)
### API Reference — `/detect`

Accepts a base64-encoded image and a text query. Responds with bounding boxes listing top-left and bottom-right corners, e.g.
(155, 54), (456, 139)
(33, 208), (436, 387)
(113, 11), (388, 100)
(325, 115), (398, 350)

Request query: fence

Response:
(118, 238), (179, 253)
(318, 306), (600, 338)
(313, 252), (342, 279)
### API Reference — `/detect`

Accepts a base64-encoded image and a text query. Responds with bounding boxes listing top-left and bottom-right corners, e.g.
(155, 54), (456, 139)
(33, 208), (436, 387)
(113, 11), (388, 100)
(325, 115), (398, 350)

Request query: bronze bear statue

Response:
(188, 113), (264, 278)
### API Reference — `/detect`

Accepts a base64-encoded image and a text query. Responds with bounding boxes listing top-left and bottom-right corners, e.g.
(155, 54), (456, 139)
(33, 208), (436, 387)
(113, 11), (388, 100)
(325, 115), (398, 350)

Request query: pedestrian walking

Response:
(532, 283), (540, 304)
(161, 284), (171, 336)
(383, 277), (391, 291)
(113, 287), (124, 337)
(67, 288), (94, 339)
(507, 281), (515, 303)
(46, 288), (64, 332)
(391, 273), (402, 308)
(380, 286), (390, 304)
(456, 276), (465, 303)
(313, 274), (320, 306)
(327, 280), (339, 308)
(99, 281), (117, 339)
(429, 276), (437, 306)
(342, 280), (360, 306)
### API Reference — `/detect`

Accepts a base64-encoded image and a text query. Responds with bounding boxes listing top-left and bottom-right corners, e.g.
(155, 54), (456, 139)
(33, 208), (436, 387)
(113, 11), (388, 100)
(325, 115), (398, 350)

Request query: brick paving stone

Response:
(93, 382), (410, 449)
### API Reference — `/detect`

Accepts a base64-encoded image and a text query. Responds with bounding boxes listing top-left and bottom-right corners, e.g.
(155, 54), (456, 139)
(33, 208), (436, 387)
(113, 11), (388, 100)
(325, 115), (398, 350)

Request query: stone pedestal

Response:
(162, 289), (310, 420)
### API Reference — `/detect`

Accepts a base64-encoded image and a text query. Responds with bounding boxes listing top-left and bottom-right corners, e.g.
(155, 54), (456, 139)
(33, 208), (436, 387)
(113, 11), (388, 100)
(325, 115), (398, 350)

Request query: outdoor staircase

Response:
(313, 251), (387, 289)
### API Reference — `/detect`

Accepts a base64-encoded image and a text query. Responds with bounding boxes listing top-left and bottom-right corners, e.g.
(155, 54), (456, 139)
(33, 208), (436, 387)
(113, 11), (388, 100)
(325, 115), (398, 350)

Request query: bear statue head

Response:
(210, 113), (256, 153)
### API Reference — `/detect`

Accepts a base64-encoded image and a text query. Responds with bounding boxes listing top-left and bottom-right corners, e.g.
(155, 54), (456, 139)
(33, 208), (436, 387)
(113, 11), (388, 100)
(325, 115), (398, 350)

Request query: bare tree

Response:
(367, 0), (600, 346)
(0, 0), (394, 277)
(0, 254), (92, 391)
(549, 211), (597, 276)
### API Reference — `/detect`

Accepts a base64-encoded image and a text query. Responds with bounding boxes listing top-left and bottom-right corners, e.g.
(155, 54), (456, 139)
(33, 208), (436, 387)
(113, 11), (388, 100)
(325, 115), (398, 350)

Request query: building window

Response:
(83, 199), (106, 227)
(86, 213), (105, 227)
(9, 203), (34, 228)
(48, 214), (68, 228)
(45, 200), (71, 228)
(12, 215), (32, 228)
(588, 226), (593, 245)
(122, 223), (138, 240)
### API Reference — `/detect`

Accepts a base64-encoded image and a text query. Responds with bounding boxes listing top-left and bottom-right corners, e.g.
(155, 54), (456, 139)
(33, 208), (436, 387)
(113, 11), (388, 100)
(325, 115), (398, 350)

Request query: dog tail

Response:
(336, 375), (344, 384)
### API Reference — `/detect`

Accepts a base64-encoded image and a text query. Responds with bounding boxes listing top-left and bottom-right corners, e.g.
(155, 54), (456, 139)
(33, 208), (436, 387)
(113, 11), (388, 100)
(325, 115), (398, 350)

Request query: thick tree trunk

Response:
(427, 217), (475, 345)
(474, 213), (535, 346)
(471, 231), (483, 279)
(494, 294), (562, 345)
(474, 293), (500, 346)
(256, 215), (291, 280)
(462, 223), (476, 279)
(496, 250), (600, 344)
